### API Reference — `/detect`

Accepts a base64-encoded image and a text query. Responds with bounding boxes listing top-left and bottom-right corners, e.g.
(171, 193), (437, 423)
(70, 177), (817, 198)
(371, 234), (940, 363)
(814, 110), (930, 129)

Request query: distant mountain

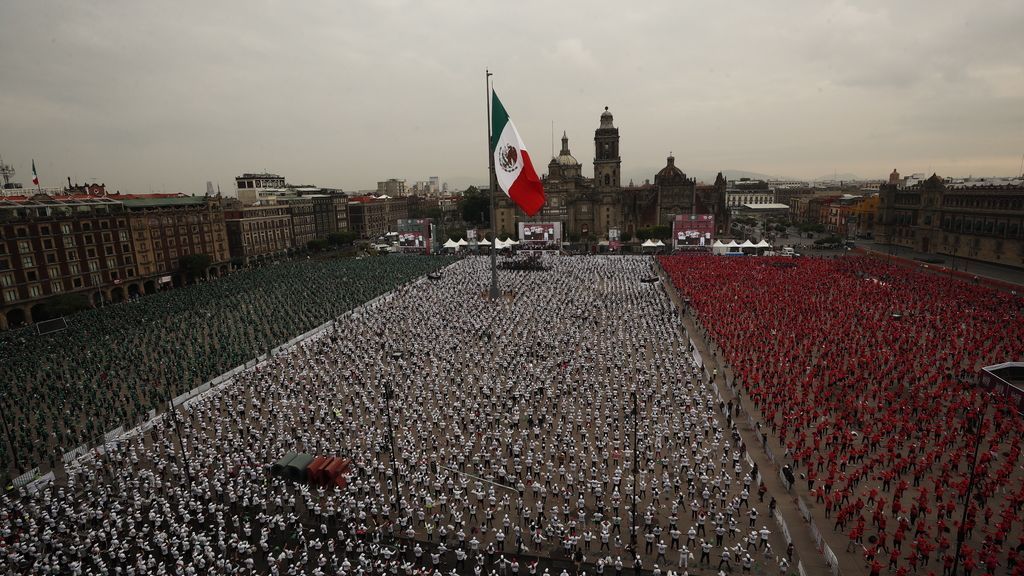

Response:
(719, 169), (780, 182)
(813, 172), (862, 182)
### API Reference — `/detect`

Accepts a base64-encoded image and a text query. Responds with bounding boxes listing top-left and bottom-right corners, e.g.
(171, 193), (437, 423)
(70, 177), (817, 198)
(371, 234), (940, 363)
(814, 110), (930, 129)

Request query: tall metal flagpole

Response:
(486, 69), (500, 300)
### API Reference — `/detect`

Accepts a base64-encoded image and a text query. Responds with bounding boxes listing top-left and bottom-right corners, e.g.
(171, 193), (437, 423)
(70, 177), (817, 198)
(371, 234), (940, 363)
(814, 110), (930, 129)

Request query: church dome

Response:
(554, 131), (579, 166)
(655, 154), (687, 184)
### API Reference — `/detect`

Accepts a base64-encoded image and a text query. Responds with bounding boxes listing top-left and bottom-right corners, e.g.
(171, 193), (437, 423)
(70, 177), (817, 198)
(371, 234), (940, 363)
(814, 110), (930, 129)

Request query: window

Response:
(22, 255), (34, 268)
(83, 234), (94, 244)
(45, 253), (57, 264)
(66, 250), (78, 261)
(26, 270), (37, 282)
(40, 225), (51, 235)
(68, 262), (80, 275)
(15, 227), (28, 237)
(110, 270), (119, 280)
(64, 236), (76, 247)
(28, 285), (42, 298)
(2, 288), (17, 303)
(82, 223), (92, 231)
(119, 231), (128, 242)
(48, 265), (60, 279)
(86, 247), (96, 258)
(121, 243), (130, 253)
(72, 277), (83, 288)
(104, 245), (114, 256)
(61, 223), (73, 235)
(106, 257), (116, 269)
(52, 280), (64, 293)
(123, 254), (133, 265)
(88, 260), (100, 272)
(0, 273), (13, 287)
(126, 268), (135, 277)
(42, 238), (54, 250)
(17, 240), (30, 253)
(102, 232), (112, 242)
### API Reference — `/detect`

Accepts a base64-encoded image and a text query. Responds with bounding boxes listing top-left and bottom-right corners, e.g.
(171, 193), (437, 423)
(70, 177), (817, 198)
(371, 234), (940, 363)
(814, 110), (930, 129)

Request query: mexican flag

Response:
(32, 159), (39, 186)
(491, 91), (544, 216)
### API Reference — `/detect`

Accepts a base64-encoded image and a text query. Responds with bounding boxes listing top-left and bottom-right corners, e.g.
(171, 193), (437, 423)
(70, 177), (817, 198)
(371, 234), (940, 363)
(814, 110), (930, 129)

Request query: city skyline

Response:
(2, 0), (1022, 194)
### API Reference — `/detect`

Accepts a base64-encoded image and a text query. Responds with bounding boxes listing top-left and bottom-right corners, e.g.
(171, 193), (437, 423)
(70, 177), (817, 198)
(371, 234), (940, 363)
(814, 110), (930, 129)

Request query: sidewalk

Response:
(854, 240), (1024, 289)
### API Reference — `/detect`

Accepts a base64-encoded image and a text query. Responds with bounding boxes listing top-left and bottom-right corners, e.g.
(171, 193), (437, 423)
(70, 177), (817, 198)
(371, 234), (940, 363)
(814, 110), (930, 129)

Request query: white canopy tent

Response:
(711, 239), (727, 255)
(457, 238), (469, 246)
(653, 240), (666, 247)
(755, 239), (772, 249)
(443, 239), (461, 250)
(477, 238), (491, 247)
(641, 239), (658, 248)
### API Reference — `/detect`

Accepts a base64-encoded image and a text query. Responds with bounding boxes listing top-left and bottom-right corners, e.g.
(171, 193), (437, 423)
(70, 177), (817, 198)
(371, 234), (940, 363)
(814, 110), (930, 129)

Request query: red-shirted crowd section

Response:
(660, 254), (1024, 575)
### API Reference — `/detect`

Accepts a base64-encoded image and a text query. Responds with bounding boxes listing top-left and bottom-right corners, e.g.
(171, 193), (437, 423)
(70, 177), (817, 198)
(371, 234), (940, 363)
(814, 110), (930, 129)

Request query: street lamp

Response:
(384, 351), (404, 535)
(630, 384), (639, 564)
(163, 373), (193, 488)
(950, 391), (993, 576)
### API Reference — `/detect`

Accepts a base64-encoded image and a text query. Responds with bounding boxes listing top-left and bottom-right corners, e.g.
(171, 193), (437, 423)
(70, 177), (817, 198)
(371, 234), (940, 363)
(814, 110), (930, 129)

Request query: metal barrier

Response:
(773, 508), (792, 544)
(12, 468), (39, 488)
(822, 544), (840, 576)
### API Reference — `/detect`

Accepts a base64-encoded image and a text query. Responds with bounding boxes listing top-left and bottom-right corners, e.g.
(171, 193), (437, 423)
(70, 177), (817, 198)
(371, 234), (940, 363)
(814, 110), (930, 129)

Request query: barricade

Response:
(773, 508), (792, 544)
(12, 468), (39, 488)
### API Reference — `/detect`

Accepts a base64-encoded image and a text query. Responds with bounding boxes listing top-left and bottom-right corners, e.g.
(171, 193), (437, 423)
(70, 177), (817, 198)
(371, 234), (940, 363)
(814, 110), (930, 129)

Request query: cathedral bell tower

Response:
(594, 107), (621, 190)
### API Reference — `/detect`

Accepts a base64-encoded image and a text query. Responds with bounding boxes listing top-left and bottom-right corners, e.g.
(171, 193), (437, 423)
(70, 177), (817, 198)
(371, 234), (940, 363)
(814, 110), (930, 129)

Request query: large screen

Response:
(518, 222), (562, 247)
(397, 218), (433, 253)
(673, 214), (715, 248)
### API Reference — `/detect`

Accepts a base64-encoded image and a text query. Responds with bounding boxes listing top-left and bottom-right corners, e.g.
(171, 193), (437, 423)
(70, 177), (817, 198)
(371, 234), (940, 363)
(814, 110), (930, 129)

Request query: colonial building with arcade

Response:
(493, 107), (729, 241)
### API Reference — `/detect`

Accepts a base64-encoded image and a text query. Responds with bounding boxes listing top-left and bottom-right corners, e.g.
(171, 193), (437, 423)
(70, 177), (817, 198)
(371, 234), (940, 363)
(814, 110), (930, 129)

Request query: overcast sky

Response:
(2, 0), (1022, 194)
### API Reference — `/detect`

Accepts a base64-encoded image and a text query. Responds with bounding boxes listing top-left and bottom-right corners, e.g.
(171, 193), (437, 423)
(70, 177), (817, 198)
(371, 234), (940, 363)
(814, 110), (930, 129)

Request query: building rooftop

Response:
(120, 197), (207, 208)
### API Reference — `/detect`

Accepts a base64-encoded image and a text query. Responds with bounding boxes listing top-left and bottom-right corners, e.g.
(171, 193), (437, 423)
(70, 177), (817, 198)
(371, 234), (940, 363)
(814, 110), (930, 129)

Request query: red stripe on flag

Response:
(508, 150), (545, 217)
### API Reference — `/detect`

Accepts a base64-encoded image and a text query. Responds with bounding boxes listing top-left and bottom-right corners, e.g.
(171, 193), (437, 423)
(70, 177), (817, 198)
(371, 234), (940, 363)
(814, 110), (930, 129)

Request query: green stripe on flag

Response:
(491, 91), (509, 152)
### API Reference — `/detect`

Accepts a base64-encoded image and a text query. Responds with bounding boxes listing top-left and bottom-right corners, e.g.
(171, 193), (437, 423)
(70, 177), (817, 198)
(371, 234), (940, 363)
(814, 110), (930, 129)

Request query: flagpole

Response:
(486, 69), (500, 300)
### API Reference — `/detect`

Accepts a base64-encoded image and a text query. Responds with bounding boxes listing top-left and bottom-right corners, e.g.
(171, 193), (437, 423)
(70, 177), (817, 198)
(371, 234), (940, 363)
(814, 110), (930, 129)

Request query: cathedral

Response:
(493, 107), (728, 241)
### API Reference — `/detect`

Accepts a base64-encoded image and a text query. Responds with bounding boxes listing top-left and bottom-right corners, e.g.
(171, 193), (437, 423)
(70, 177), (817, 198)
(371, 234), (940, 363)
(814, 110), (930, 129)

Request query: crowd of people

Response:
(661, 254), (1024, 575)
(1, 256), (793, 575)
(0, 256), (455, 479)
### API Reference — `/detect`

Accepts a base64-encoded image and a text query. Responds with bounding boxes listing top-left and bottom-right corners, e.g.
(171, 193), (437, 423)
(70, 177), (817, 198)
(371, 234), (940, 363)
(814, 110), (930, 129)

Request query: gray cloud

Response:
(1, 0), (1021, 194)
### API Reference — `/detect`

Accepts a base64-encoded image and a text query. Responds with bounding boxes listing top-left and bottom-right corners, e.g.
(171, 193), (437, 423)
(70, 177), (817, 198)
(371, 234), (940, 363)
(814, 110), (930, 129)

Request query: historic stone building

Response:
(878, 174), (1024, 269)
(494, 107), (728, 241)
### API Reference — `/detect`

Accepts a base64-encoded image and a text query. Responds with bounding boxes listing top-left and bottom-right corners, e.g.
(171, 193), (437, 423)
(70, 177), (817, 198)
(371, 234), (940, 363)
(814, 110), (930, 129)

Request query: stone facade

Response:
(877, 174), (1024, 268)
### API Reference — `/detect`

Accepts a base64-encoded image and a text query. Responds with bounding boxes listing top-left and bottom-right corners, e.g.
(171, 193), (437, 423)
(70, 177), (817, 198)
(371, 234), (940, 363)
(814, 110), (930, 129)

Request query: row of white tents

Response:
(711, 239), (772, 254)
(442, 238), (522, 250)
(441, 237), (772, 254)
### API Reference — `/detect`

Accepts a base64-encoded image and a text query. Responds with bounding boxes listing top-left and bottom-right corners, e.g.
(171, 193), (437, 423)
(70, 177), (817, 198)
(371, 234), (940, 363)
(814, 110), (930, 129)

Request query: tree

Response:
(459, 187), (491, 226)
(445, 226), (466, 241)
(39, 293), (90, 318)
(327, 231), (357, 246)
(307, 239), (329, 252)
(179, 254), (213, 282)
